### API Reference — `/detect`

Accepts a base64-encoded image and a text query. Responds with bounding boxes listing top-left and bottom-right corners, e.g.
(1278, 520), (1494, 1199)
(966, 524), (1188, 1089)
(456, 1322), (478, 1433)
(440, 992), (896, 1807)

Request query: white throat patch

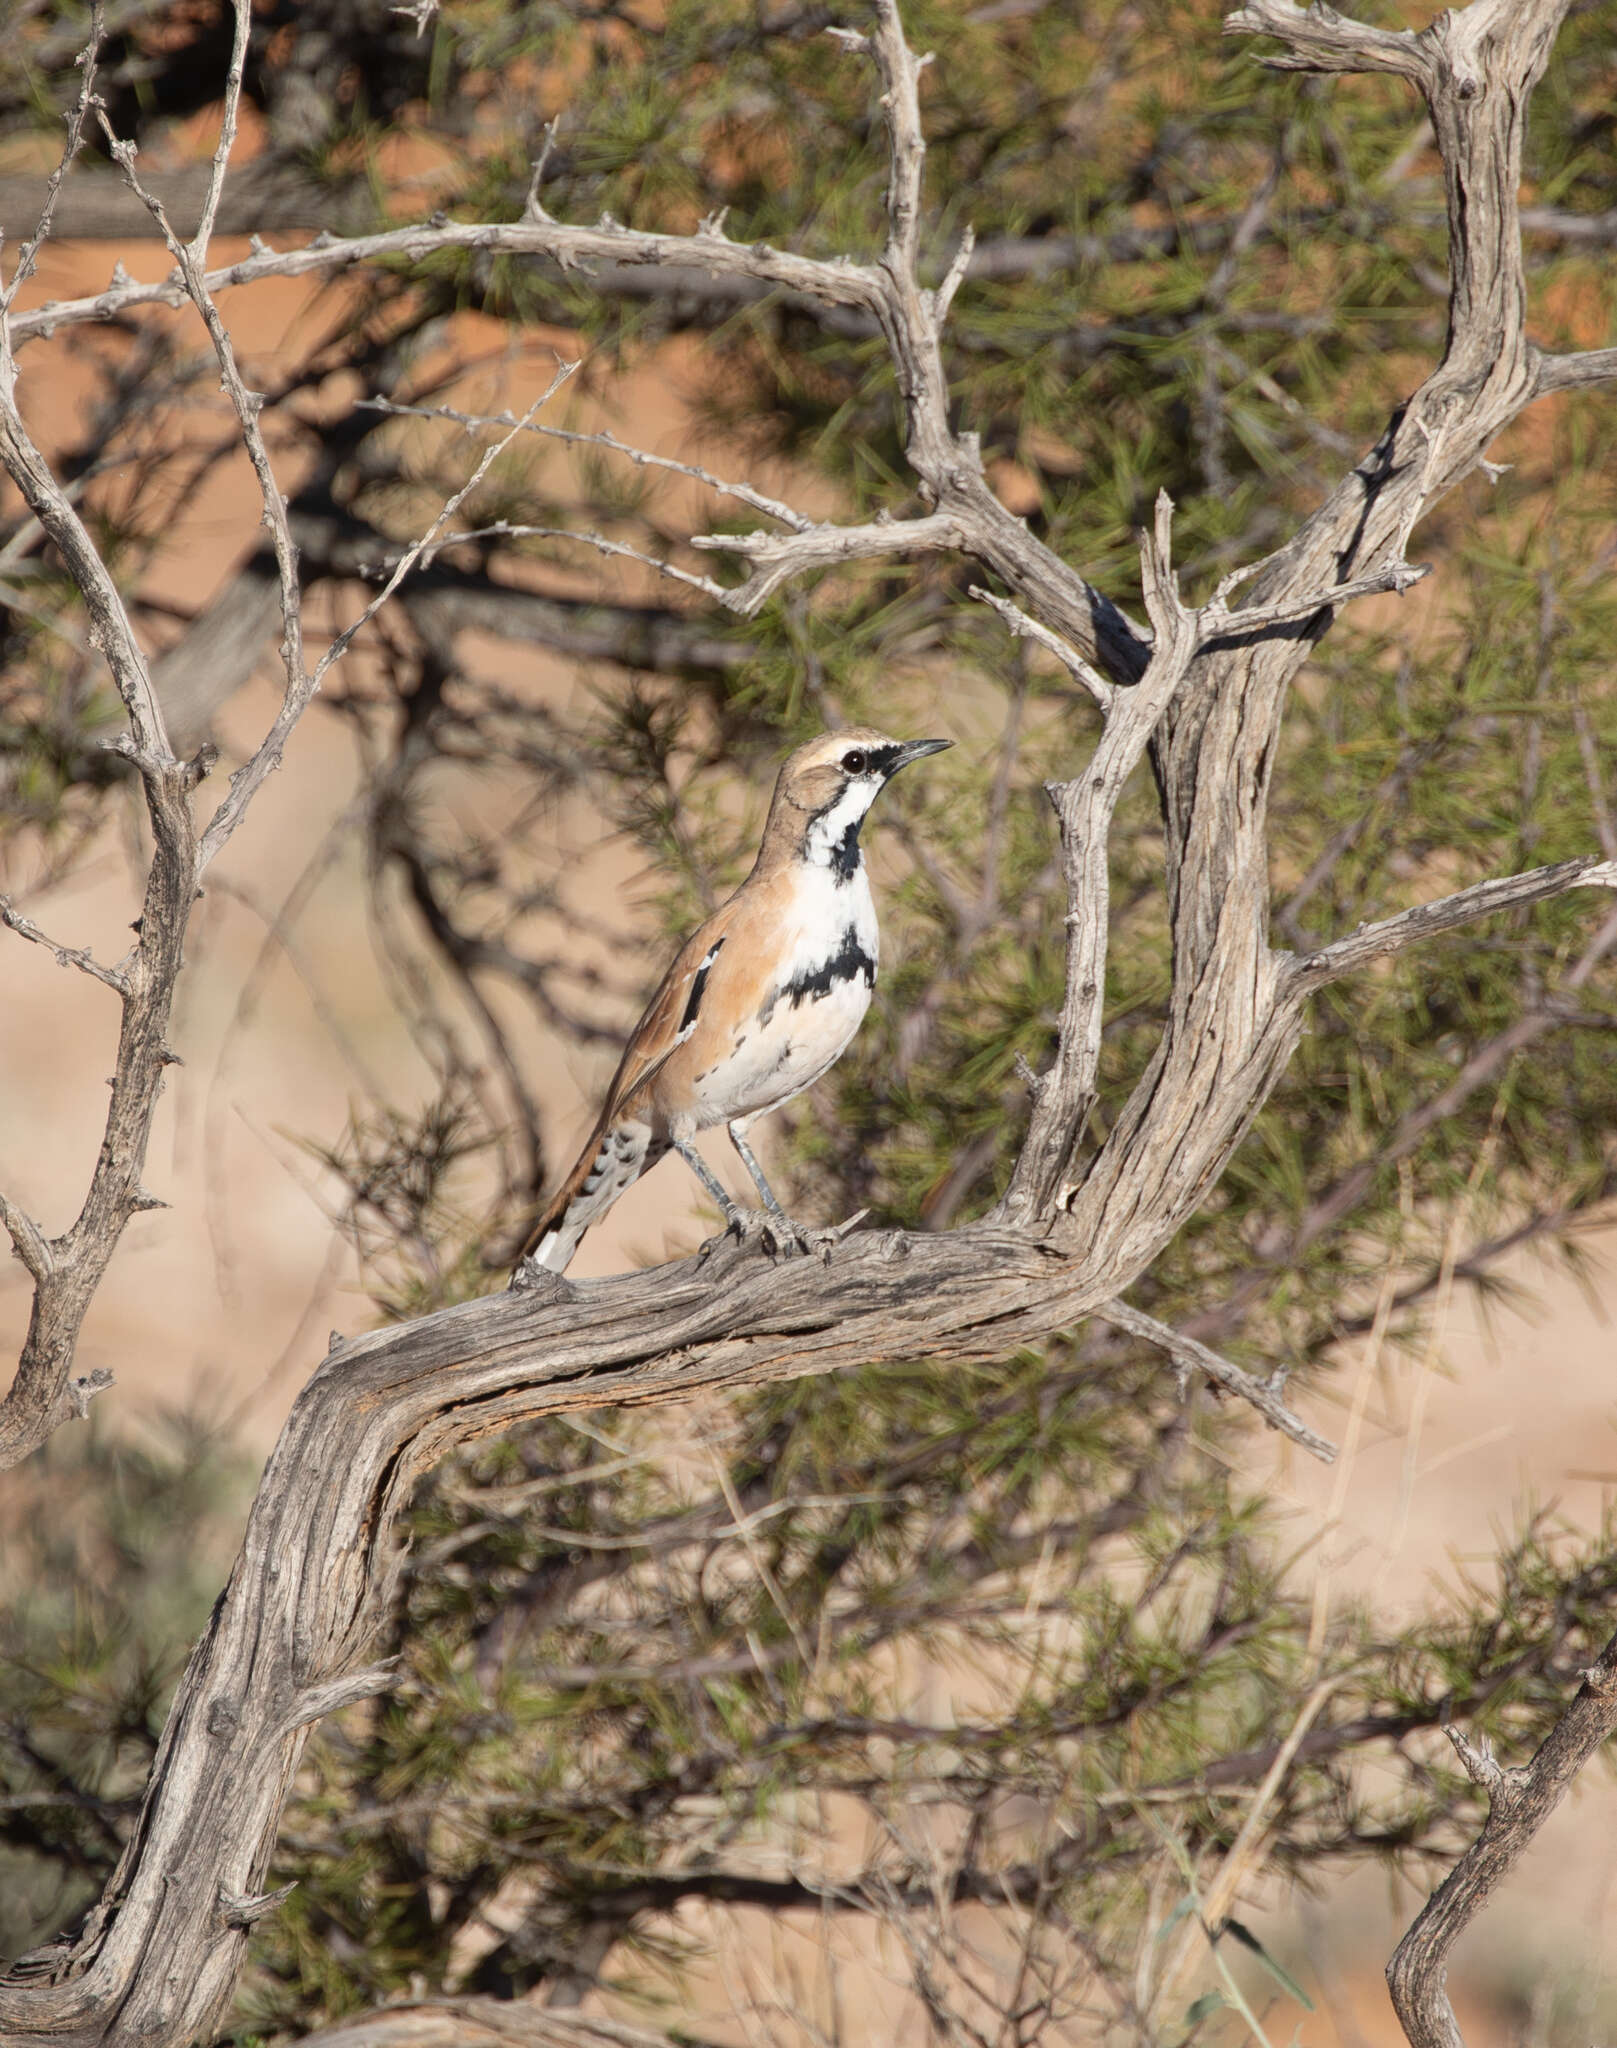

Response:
(804, 778), (881, 873)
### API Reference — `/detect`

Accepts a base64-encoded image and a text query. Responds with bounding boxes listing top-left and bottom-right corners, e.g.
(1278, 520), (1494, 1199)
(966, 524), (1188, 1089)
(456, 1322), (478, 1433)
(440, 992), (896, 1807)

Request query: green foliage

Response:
(0, 1415), (251, 1961)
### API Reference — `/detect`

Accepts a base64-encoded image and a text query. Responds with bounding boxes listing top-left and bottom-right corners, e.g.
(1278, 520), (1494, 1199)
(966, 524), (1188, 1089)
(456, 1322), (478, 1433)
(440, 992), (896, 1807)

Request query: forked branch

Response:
(1388, 1629), (1617, 2048)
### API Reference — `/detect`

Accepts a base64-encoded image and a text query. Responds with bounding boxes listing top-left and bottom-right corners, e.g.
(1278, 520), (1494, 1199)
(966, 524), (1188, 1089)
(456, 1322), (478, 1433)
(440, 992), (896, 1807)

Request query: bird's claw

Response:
(509, 1256), (575, 1301)
(698, 1205), (869, 1265)
(773, 1207), (870, 1263)
(762, 1215), (812, 1260)
(697, 1206), (767, 1262)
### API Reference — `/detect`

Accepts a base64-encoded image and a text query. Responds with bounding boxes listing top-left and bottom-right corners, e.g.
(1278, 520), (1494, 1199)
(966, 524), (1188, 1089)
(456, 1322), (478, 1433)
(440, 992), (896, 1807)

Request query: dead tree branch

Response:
(1098, 1297), (1335, 1458)
(1289, 857), (1617, 992)
(1387, 1628), (1617, 2048)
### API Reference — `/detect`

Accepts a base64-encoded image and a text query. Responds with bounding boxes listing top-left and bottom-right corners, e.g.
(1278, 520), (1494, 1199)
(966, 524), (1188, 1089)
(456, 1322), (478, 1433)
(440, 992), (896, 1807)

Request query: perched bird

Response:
(516, 727), (951, 1275)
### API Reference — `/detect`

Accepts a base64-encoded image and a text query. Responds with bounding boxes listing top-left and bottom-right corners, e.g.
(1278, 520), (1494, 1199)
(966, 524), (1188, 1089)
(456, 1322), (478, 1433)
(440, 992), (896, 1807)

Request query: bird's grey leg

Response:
(672, 1137), (751, 1234)
(727, 1120), (854, 1260)
(727, 1121), (793, 1228)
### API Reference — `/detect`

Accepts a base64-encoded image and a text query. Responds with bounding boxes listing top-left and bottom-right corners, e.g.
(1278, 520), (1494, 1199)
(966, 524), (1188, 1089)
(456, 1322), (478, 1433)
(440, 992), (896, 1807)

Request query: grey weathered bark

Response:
(1, 0), (1615, 2041)
(1387, 1627), (1617, 2048)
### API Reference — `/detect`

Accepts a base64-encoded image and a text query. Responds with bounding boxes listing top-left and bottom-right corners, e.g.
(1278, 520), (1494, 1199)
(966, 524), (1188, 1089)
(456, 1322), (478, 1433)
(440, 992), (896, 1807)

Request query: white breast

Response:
(692, 864), (878, 1128)
(785, 861), (879, 967)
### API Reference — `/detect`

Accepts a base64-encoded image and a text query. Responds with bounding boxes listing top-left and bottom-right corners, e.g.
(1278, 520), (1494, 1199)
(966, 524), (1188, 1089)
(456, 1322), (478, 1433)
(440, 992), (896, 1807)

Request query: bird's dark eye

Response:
(842, 748), (868, 774)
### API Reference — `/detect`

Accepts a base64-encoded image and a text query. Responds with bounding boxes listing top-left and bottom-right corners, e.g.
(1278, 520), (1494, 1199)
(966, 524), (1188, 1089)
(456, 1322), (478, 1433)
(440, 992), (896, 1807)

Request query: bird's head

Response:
(768, 727), (953, 876)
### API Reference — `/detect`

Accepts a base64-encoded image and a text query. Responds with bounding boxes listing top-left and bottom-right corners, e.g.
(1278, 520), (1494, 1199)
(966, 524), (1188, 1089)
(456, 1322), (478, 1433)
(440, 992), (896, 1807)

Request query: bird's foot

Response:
(762, 1205), (870, 1264)
(699, 1206), (870, 1266)
(794, 1208), (870, 1262)
(697, 1205), (811, 1263)
(697, 1204), (771, 1262)
(509, 1256), (576, 1302)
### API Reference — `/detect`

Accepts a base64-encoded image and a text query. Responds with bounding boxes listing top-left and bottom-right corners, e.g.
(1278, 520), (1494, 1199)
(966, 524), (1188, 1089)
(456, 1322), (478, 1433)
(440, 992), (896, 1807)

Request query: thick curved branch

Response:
(1534, 345), (1617, 396)
(0, 1215), (1331, 2040)
(1225, 0), (1428, 80)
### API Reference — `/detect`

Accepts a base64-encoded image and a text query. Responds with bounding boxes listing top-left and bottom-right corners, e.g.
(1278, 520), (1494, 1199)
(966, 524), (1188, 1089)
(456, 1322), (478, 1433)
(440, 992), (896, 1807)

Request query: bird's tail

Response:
(515, 1117), (660, 1274)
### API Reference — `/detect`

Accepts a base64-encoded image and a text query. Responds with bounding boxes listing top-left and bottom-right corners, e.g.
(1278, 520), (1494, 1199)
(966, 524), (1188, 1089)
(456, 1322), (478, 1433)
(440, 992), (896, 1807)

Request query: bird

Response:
(515, 727), (952, 1276)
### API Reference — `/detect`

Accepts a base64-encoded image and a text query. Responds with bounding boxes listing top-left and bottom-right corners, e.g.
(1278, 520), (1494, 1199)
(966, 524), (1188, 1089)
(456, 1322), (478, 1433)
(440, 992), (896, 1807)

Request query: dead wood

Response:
(1387, 1628), (1617, 2048)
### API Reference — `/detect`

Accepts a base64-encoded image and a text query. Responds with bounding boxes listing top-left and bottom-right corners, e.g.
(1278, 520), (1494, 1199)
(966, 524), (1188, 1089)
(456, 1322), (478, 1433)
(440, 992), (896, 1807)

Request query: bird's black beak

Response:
(887, 737), (953, 776)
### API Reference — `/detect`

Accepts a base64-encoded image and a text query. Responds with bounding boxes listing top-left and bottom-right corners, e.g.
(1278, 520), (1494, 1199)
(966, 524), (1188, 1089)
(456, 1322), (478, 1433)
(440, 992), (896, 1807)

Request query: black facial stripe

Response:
(865, 742), (903, 777)
(679, 939), (724, 1033)
(779, 927), (877, 1011)
(803, 793), (866, 882)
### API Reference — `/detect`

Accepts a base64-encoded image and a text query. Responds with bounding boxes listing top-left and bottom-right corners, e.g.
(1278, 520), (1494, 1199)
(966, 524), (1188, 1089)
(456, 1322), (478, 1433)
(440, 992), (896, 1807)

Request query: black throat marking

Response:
(824, 816), (862, 882)
(805, 756), (900, 884)
(760, 925), (876, 1026)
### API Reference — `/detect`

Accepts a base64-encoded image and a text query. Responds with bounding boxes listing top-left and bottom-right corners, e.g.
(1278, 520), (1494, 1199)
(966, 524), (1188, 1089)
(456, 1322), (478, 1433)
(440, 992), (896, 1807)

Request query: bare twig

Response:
(1288, 857), (1617, 993)
(691, 507), (974, 613)
(0, 4), (105, 318)
(94, 16), (312, 870)
(0, 895), (129, 994)
(969, 584), (1116, 713)
(524, 115), (562, 221)
(394, 512), (729, 606)
(308, 368), (579, 694)
(0, 1189), (53, 1284)
(185, 0), (247, 258)
(355, 395), (812, 531)
(1205, 558), (1429, 637)
(392, 0), (441, 34)
(1098, 1298), (1336, 1461)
